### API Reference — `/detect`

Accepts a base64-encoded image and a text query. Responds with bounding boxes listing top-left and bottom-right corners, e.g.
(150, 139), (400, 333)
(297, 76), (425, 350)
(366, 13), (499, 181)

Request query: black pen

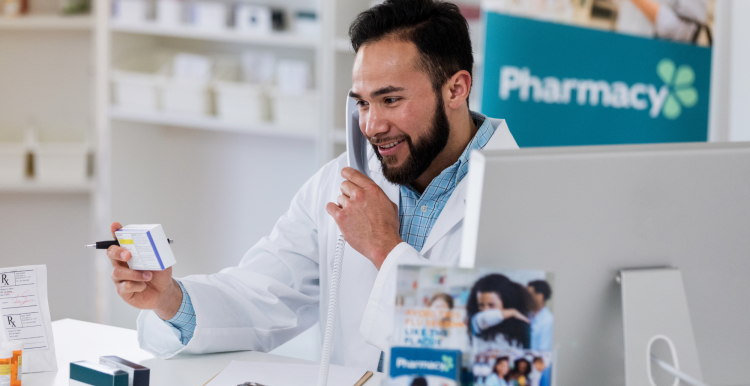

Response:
(85, 239), (174, 249)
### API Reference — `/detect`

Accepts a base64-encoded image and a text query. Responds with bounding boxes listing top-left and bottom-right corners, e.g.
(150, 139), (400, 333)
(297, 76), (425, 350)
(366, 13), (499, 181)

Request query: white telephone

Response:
(316, 92), (370, 386)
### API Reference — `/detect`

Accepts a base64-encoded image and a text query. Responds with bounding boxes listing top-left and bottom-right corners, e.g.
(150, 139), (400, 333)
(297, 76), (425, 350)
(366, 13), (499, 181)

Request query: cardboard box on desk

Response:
(114, 224), (176, 271)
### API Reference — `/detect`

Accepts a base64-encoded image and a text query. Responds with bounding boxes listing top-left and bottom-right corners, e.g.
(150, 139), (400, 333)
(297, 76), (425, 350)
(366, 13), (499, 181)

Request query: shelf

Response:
(111, 22), (319, 49)
(110, 107), (318, 140)
(334, 37), (353, 53)
(0, 180), (94, 193)
(0, 14), (93, 30)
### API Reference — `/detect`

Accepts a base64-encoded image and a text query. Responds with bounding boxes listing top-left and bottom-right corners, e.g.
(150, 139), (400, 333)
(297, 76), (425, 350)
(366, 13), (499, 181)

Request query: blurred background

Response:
(0, 0), (747, 363)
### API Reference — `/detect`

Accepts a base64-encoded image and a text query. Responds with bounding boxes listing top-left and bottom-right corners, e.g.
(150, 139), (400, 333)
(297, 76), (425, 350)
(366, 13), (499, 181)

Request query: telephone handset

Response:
(346, 93), (370, 177)
(317, 91), (369, 386)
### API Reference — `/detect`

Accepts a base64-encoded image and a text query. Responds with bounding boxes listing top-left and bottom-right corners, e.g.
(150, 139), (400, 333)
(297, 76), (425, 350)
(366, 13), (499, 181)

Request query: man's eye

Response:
(356, 100), (368, 107)
(385, 98), (399, 104)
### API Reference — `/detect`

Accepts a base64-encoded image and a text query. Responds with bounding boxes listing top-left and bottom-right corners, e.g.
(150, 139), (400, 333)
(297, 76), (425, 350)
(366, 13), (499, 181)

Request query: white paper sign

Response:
(0, 265), (57, 373)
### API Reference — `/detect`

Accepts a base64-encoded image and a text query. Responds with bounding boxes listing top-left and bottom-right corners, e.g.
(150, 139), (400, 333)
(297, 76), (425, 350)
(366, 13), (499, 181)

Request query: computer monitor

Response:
(459, 142), (750, 386)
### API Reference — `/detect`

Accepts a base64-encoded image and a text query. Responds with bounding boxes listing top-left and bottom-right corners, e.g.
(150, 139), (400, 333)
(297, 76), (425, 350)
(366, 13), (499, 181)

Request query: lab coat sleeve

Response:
(137, 163), (329, 359)
(359, 242), (445, 351)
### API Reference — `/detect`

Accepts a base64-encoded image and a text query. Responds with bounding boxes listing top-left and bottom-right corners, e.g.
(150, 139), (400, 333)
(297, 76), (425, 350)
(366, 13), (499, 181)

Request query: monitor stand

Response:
(619, 268), (705, 386)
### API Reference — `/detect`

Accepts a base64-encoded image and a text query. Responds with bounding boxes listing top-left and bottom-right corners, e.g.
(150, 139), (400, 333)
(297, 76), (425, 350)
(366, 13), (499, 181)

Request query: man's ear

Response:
(444, 70), (472, 110)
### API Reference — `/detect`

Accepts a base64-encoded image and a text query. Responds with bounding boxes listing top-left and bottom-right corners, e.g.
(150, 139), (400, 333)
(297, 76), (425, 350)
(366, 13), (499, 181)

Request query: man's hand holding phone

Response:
(107, 222), (183, 321)
(326, 167), (404, 270)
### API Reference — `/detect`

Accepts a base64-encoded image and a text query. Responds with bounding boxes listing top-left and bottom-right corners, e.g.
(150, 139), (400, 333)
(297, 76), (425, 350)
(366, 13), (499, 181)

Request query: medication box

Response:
(389, 347), (461, 386)
(70, 361), (128, 386)
(100, 356), (150, 386)
(114, 224), (176, 271)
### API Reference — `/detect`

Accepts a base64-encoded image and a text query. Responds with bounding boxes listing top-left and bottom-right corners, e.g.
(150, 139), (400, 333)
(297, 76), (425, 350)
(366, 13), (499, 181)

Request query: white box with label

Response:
(115, 224), (176, 271)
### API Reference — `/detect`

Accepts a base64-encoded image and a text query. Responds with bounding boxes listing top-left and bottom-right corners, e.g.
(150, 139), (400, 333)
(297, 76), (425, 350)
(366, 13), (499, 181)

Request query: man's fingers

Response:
(110, 222), (123, 240)
(117, 280), (147, 296)
(336, 194), (348, 208)
(341, 167), (374, 188)
(112, 265), (153, 283)
(325, 202), (342, 218)
(107, 246), (131, 262)
(339, 180), (361, 199)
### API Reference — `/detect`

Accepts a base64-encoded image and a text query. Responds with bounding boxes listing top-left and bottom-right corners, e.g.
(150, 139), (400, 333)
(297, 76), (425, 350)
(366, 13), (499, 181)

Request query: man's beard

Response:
(372, 94), (451, 186)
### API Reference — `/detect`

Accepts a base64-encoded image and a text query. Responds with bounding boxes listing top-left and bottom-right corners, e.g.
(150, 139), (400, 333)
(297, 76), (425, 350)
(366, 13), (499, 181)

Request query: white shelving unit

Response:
(0, 14), (93, 29)
(110, 107), (317, 140)
(0, 181), (95, 193)
(110, 22), (319, 48)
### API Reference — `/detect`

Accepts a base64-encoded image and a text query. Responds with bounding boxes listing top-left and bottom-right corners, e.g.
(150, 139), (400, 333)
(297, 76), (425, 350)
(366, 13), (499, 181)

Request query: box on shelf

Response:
(294, 10), (318, 37)
(213, 59), (270, 125)
(188, 1), (227, 31)
(156, 0), (181, 27)
(271, 89), (319, 133)
(0, 143), (26, 183)
(112, 0), (149, 24)
(234, 4), (272, 34)
(162, 53), (213, 115)
(36, 143), (89, 183)
(112, 53), (170, 112)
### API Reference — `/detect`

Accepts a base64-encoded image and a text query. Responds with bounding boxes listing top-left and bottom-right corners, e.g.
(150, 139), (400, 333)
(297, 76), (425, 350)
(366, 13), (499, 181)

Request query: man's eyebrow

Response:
(371, 86), (405, 98)
(348, 90), (362, 99)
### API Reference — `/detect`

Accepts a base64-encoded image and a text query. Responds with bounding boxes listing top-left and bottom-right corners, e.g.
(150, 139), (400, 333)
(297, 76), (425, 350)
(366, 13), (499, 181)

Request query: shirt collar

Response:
(401, 111), (495, 196)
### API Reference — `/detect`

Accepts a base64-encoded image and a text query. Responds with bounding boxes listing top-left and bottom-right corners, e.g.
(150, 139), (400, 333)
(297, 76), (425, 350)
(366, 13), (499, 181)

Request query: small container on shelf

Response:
(112, 52), (170, 112)
(36, 142), (89, 183)
(213, 58), (270, 125)
(156, 0), (182, 27)
(112, 0), (149, 24)
(0, 142), (25, 183)
(294, 10), (318, 37)
(161, 52), (213, 115)
(187, 1), (227, 31)
(234, 3), (271, 34)
(272, 59), (317, 132)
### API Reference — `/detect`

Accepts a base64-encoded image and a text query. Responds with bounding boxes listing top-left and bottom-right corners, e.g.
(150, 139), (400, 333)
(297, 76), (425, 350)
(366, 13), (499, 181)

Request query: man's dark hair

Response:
(528, 280), (552, 301)
(349, 0), (474, 95)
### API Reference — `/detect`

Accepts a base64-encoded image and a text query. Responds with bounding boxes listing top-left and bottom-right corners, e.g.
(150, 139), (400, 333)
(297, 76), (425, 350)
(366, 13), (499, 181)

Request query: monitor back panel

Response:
(466, 142), (750, 386)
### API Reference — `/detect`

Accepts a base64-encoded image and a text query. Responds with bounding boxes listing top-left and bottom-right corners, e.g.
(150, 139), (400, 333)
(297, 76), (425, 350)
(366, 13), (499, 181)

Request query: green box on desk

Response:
(70, 361), (128, 386)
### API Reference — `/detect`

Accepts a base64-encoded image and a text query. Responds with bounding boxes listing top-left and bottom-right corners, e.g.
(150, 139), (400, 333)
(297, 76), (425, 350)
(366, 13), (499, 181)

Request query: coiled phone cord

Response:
(316, 235), (346, 386)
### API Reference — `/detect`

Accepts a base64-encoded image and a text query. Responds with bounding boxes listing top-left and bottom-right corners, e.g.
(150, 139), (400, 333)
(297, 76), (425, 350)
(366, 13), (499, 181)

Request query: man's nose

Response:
(363, 107), (389, 139)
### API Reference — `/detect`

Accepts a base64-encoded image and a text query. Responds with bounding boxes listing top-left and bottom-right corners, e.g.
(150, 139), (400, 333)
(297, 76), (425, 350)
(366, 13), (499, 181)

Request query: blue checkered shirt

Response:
(164, 111), (496, 345)
(164, 280), (196, 345)
(399, 111), (493, 251)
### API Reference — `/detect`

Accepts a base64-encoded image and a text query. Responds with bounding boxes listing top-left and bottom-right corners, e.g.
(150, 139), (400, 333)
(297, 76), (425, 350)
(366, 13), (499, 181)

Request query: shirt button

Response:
(421, 205), (428, 213)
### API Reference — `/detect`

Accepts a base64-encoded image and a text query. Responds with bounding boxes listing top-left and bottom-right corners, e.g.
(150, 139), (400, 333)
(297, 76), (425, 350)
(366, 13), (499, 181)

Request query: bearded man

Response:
(105, 0), (518, 372)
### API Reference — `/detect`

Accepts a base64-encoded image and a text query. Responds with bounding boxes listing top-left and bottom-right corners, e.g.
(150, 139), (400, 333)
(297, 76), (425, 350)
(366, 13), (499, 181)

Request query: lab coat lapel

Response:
(419, 118), (517, 255)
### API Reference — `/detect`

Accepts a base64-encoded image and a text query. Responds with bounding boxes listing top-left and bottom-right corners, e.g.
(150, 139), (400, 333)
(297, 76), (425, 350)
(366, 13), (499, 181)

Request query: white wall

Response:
(106, 120), (318, 339)
(709, 0), (750, 141)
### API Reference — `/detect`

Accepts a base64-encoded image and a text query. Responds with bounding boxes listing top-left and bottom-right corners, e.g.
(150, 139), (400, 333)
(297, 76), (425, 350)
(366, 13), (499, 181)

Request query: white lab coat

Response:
(136, 117), (518, 371)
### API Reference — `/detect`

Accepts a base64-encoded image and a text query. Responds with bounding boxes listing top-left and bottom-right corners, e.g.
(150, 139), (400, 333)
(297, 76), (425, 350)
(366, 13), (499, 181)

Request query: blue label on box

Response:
(390, 347), (461, 386)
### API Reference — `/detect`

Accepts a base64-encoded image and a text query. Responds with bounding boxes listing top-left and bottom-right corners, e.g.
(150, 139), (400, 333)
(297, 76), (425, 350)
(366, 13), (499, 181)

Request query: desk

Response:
(26, 319), (383, 385)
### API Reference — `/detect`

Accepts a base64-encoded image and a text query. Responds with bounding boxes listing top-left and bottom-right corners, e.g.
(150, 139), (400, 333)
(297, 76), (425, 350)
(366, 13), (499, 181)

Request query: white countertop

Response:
(25, 319), (382, 385)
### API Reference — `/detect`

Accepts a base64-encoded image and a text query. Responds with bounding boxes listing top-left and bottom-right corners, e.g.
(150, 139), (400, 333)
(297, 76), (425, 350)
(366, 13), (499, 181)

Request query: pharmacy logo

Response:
(656, 59), (698, 119)
(394, 355), (454, 373)
(498, 58), (699, 120)
(441, 355), (454, 372)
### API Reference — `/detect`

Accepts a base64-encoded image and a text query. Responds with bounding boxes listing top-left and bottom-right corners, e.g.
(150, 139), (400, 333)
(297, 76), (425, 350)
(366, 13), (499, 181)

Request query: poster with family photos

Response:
(393, 266), (555, 386)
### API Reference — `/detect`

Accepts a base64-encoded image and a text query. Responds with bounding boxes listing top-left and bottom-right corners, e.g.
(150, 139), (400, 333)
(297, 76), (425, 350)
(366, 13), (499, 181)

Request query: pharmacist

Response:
(106, 0), (518, 372)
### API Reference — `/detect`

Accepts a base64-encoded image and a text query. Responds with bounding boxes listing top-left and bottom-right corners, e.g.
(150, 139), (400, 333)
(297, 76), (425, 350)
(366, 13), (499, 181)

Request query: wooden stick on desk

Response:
(353, 371), (374, 386)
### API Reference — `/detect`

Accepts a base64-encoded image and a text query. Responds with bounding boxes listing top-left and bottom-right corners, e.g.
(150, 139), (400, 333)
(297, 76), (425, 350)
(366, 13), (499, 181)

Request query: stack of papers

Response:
(205, 361), (371, 386)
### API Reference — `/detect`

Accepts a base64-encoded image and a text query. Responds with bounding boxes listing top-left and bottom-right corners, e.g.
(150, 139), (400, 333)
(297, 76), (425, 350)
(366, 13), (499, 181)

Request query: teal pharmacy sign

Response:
(480, 12), (712, 147)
